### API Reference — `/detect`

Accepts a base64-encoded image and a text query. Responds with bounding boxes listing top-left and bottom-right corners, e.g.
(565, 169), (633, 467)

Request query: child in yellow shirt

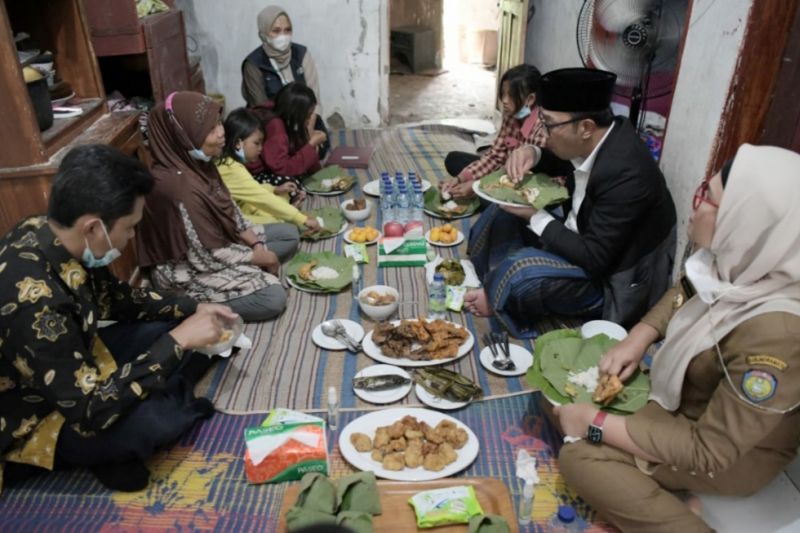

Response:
(216, 108), (320, 232)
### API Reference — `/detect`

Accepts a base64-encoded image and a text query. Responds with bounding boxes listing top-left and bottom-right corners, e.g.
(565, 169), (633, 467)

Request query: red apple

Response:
(403, 220), (424, 238)
(383, 221), (405, 237)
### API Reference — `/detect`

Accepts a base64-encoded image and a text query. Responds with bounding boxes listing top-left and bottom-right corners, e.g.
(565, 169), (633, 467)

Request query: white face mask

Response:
(188, 148), (211, 162)
(685, 248), (738, 304)
(82, 221), (121, 268)
(268, 34), (291, 52)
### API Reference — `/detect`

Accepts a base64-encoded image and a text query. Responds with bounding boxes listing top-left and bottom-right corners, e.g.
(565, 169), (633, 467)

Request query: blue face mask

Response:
(188, 148), (211, 162)
(234, 146), (247, 163)
(514, 105), (532, 120)
(82, 222), (121, 268)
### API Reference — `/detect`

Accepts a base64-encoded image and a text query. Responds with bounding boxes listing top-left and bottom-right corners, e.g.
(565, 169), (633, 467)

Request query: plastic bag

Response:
(408, 486), (484, 528)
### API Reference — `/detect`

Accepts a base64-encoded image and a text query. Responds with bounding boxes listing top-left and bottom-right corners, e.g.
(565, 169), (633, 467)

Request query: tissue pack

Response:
(378, 237), (427, 267)
(244, 410), (328, 484)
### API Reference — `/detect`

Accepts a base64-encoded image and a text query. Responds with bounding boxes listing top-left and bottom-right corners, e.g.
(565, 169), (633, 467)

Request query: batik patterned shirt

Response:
(0, 216), (197, 491)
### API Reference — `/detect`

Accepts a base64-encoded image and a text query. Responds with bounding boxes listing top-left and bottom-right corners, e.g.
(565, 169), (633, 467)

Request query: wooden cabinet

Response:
(83, 0), (193, 102)
(0, 0), (143, 281)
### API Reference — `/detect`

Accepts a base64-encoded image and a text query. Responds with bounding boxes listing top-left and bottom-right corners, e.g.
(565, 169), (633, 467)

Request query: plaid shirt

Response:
(461, 108), (547, 182)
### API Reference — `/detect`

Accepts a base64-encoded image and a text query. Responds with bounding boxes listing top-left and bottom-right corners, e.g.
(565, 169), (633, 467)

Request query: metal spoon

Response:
(334, 319), (362, 351)
(489, 332), (515, 371)
(320, 321), (358, 351)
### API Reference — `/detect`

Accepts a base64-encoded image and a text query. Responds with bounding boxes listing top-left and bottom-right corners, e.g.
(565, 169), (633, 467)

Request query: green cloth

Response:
(285, 506), (338, 531)
(295, 472), (338, 515)
(337, 471), (382, 515)
(336, 510), (374, 533)
(469, 514), (511, 533)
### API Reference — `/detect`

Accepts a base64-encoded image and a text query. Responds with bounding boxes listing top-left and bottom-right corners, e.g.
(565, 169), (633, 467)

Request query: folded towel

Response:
(337, 471), (382, 515)
(469, 513), (511, 533)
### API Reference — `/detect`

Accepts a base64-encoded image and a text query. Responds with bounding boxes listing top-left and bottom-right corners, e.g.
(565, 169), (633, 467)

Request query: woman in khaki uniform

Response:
(554, 144), (800, 533)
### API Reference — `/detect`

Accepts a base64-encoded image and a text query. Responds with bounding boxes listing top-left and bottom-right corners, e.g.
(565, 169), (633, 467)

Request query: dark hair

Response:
(274, 82), (317, 152)
(499, 64), (541, 112)
(222, 107), (264, 162)
(568, 109), (615, 128)
(720, 157), (734, 187)
(48, 144), (154, 229)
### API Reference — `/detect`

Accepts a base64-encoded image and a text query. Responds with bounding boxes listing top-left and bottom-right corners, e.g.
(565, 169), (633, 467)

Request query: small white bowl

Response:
(358, 285), (400, 321)
(194, 316), (245, 356)
(581, 320), (627, 341)
(341, 198), (372, 222)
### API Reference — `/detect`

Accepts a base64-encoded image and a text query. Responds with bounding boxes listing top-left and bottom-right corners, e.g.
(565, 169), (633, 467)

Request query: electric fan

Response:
(576, 0), (687, 129)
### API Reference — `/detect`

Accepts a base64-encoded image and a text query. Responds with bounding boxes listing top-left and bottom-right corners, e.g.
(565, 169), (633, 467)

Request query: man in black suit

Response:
(465, 68), (676, 337)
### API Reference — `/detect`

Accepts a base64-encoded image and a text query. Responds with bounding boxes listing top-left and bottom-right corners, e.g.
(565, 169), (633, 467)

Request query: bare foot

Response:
(684, 494), (703, 517)
(464, 289), (492, 317)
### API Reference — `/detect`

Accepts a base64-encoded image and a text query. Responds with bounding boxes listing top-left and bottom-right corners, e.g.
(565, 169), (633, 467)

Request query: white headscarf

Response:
(257, 5), (292, 70)
(649, 144), (800, 411)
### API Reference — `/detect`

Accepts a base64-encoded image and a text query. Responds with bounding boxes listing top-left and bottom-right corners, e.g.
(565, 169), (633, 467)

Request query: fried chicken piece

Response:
(405, 428), (424, 440)
(400, 415), (420, 430)
(438, 442), (458, 465)
(405, 440), (424, 468)
(388, 437), (407, 452)
(298, 260), (318, 281)
(593, 374), (624, 406)
(374, 427), (390, 448)
(371, 449), (385, 462)
(421, 422), (444, 444)
(350, 432), (372, 452)
(423, 451), (447, 471)
(382, 452), (406, 471)
(388, 420), (406, 439)
(421, 440), (439, 456)
(447, 427), (469, 449)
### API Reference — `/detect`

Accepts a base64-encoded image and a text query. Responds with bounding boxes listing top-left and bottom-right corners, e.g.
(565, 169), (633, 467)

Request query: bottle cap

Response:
(433, 272), (444, 282)
(557, 505), (576, 523)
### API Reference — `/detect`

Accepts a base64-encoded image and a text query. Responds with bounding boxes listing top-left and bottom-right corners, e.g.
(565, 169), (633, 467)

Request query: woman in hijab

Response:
(553, 144), (800, 533)
(241, 5), (329, 156)
(136, 91), (289, 322)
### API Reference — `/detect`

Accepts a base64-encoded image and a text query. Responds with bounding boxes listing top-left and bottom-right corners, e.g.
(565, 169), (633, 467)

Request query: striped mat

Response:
(196, 125), (580, 414)
(0, 394), (613, 532)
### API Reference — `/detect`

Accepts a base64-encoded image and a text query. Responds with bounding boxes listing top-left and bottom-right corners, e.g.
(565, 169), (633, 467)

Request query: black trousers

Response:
(55, 321), (209, 467)
(444, 151), (481, 178)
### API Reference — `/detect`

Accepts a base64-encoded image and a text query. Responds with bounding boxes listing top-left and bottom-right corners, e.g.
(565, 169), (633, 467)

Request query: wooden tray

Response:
(277, 476), (518, 532)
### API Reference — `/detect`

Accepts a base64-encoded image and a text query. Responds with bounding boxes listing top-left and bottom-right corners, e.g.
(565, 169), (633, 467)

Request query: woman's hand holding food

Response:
(304, 216), (321, 231)
(598, 323), (660, 381)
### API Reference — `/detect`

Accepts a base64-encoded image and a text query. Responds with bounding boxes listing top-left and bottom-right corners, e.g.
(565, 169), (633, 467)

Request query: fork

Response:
(334, 320), (361, 351)
(491, 332), (516, 371)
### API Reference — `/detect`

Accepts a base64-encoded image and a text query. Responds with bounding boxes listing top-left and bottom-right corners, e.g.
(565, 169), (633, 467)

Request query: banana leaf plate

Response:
(474, 169), (569, 209)
(285, 251), (355, 293)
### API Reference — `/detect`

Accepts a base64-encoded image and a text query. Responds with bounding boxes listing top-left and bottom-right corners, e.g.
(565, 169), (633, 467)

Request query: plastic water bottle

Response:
(411, 182), (424, 222)
(395, 171), (405, 191)
(381, 183), (395, 223)
(396, 184), (410, 225)
(380, 171), (390, 196)
(408, 170), (418, 187)
(428, 272), (447, 319)
(548, 505), (581, 532)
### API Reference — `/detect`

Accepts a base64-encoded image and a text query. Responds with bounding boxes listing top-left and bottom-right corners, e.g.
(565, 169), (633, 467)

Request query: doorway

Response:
(388, 0), (500, 126)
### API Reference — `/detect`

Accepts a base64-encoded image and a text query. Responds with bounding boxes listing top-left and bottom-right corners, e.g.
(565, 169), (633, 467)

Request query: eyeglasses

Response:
(693, 178), (719, 210)
(536, 113), (585, 136)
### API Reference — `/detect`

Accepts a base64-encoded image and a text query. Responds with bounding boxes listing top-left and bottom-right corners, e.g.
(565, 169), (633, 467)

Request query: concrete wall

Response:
(390, 0), (444, 65)
(175, 0), (389, 127)
(524, 0), (754, 266)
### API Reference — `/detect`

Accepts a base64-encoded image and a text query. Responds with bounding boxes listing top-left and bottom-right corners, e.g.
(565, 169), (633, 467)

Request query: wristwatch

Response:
(587, 411), (607, 444)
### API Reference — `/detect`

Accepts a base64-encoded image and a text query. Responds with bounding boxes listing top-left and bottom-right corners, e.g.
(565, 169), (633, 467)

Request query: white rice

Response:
(310, 266), (339, 280)
(567, 366), (599, 392)
(442, 200), (460, 211)
(316, 216), (325, 228)
(321, 178), (336, 190)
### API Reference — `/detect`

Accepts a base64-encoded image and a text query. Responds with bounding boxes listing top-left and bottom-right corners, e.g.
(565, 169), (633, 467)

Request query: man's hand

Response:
(506, 145), (538, 182)
(553, 403), (598, 439)
(169, 304), (239, 350)
(500, 204), (537, 220)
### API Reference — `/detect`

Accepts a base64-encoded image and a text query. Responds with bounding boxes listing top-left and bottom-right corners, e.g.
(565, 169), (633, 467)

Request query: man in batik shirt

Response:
(0, 145), (238, 493)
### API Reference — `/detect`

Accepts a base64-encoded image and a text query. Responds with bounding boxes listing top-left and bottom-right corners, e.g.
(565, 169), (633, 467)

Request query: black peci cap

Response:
(538, 68), (617, 113)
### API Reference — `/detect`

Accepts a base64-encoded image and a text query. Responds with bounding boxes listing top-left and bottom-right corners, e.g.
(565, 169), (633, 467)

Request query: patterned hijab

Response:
(650, 144), (800, 410)
(136, 91), (241, 267)
(257, 5), (292, 69)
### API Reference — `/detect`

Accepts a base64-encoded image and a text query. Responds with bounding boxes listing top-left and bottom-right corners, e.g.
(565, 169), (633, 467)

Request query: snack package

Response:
(408, 486), (484, 528)
(244, 410), (328, 484)
(344, 244), (369, 264)
(446, 285), (466, 312)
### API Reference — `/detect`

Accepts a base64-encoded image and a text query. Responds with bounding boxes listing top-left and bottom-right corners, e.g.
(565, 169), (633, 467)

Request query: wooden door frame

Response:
(708, 0), (800, 173)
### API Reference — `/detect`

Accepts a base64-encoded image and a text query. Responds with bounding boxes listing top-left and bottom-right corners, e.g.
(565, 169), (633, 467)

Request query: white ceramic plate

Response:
(311, 319), (365, 350)
(424, 229), (464, 247)
(362, 319), (474, 367)
(423, 208), (475, 220)
(581, 320), (627, 341)
(353, 364), (412, 404)
(414, 384), (469, 410)
(343, 229), (381, 246)
(471, 180), (529, 208)
(339, 407), (479, 481)
(363, 179), (432, 197)
(478, 343), (533, 377)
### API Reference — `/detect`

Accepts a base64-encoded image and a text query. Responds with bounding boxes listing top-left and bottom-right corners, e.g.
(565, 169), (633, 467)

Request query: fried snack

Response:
(438, 442), (458, 464)
(448, 428), (469, 449)
(382, 452), (406, 471)
(374, 427), (390, 448)
(387, 420), (406, 439)
(361, 290), (397, 306)
(388, 437), (407, 452)
(420, 421), (445, 444)
(405, 440), (424, 468)
(350, 432), (372, 452)
(347, 197), (367, 210)
(593, 374), (624, 405)
(218, 329), (234, 343)
(298, 260), (319, 281)
(372, 318), (469, 361)
(423, 450), (447, 471)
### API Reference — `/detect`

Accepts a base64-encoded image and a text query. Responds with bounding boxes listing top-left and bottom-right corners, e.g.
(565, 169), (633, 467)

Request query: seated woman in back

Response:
(441, 64), (544, 200)
(555, 144), (800, 533)
(247, 82), (327, 197)
(216, 108), (321, 238)
(241, 5), (330, 157)
(136, 91), (288, 322)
